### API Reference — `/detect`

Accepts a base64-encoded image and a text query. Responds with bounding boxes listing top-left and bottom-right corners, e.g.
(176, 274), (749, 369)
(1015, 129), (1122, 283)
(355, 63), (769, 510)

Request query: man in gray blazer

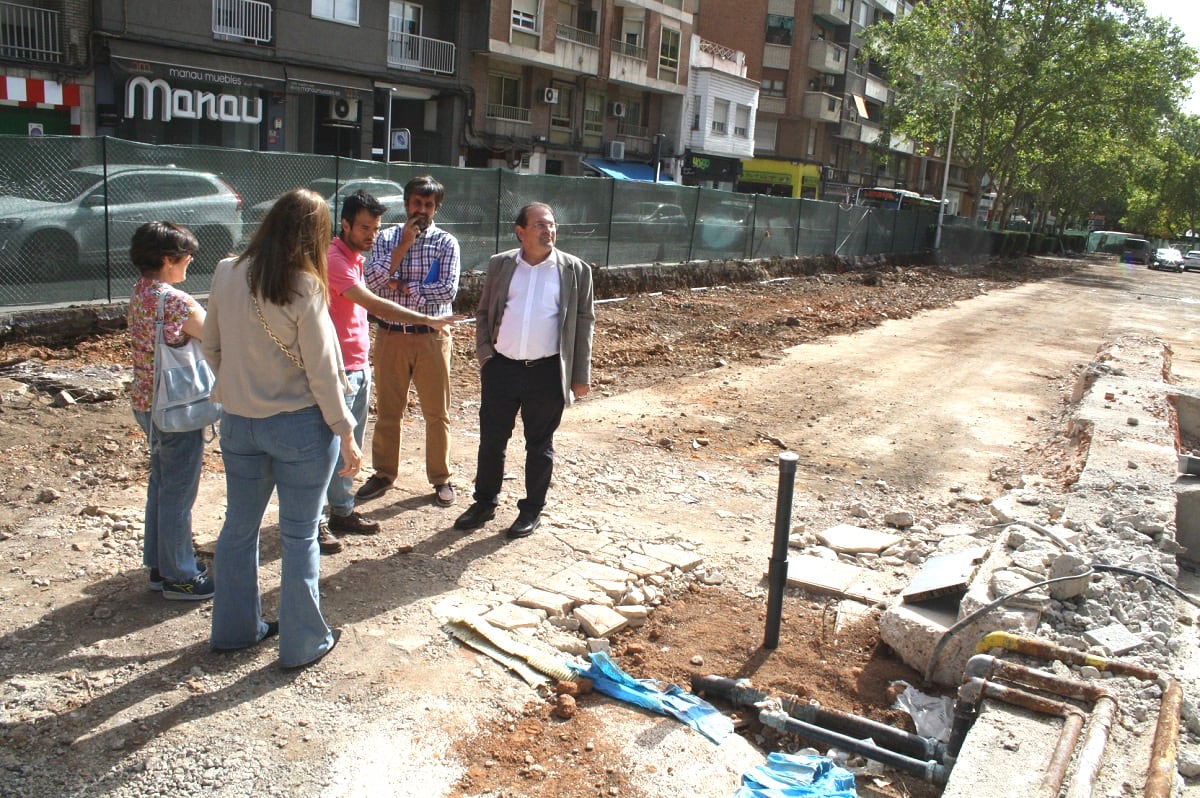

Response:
(454, 202), (595, 538)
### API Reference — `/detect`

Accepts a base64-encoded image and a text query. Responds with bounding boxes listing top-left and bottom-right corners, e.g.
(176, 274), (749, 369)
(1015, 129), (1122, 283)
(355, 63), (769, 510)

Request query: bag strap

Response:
(247, 272), (304, 369)
(148, 289), (170, 448)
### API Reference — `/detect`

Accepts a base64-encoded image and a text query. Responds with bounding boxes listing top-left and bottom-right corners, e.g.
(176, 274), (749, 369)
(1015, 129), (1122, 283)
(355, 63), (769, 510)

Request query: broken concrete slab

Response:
(482, 602), (546, 630)
(515, 587), (576, 617)
(815, 523), (901, 554)
(901, 546), (988, 603)
(1082, 621), (1144, 655)
(639, 542), (704, 571)
(574, 604), (630, 638)
(566, 560), (635, 584)
(620, 551), (674, 578)
(536, 571), (614, 605)
(780, 554), (892, 604)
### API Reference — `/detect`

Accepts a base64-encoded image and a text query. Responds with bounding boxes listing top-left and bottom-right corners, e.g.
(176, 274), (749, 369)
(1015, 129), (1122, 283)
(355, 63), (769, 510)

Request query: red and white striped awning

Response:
(0, 76), (81, 108)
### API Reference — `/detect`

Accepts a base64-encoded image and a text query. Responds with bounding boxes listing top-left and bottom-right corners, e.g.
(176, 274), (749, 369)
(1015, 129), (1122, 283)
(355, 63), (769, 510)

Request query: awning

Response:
(852, 93), (869, 119)
(107, 39), (286, 90)
(286, 64), (373, 97)
(0, 76), (80, 107)
(581, 158), (677, 183)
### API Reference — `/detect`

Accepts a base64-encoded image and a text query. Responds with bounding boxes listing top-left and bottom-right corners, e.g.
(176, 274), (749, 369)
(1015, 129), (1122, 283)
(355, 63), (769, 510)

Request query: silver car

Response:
(0, 164), (244, 281)
(1151, 247), (1185, 272)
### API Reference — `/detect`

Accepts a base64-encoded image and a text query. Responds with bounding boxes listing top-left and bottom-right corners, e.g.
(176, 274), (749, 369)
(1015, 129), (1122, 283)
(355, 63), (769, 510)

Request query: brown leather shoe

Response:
(317, 521), (344, 554)
(328, 511), (381, 535)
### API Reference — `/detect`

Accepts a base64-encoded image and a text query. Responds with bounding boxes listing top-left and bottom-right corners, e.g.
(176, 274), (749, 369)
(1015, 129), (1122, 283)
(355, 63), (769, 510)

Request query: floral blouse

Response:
(128, 277), (199, 412)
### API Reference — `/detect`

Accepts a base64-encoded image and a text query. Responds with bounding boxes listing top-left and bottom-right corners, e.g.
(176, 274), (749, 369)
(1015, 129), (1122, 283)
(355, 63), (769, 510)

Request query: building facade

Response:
(0, 0), (90, 137)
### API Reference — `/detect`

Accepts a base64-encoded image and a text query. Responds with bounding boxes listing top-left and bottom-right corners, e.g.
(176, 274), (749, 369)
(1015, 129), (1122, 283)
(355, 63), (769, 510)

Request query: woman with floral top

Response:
(127, 221), (214, 601)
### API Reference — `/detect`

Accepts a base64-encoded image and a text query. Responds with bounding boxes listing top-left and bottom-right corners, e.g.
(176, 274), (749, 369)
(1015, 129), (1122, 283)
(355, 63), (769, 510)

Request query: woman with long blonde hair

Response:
(203, 188), (359, 669)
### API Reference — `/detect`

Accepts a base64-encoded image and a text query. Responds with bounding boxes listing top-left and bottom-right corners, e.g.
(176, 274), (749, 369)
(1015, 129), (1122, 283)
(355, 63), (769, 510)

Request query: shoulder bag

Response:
(151, 291), (222, 433)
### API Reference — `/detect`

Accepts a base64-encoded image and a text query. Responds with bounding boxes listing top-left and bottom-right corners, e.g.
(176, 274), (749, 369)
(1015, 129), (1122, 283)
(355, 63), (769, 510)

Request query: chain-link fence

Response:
(0, 136), (949, 309)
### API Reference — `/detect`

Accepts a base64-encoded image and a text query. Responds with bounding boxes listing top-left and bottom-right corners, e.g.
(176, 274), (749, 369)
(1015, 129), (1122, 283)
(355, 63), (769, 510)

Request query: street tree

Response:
(865, 0), (1196, 227)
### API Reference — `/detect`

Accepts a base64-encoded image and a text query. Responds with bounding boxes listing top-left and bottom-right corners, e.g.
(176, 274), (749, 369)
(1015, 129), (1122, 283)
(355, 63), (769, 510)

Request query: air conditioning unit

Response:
(608, 101), (627, 119)
(606, 140), (625, 160)
(328, 97), (359, 123)
(821, 166), (835, 181)
(541, 87), (560, 104)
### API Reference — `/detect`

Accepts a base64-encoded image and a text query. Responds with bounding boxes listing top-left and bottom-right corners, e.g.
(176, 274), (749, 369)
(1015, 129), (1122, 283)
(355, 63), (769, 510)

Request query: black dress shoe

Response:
(454, 501), (496, 531)
(506, 512), (540, 539)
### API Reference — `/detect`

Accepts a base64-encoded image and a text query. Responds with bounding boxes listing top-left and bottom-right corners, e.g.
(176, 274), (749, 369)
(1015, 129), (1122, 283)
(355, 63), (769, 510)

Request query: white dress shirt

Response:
(494, 249), (561, 360)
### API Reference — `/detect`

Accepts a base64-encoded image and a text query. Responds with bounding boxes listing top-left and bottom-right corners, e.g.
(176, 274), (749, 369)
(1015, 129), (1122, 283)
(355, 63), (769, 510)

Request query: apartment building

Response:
(693, 0), (960, 205)
(674, 34), (757, 189)
(0, 0), (90, 136)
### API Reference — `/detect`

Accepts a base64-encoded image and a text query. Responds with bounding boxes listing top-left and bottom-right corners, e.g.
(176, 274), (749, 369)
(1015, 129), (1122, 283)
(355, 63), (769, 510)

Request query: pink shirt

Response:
(327, 236), (370, 371)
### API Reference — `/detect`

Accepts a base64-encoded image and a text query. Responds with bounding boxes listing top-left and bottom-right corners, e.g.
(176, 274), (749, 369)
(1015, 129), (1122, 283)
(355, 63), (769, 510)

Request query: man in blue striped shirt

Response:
(358, 175), (461, 510)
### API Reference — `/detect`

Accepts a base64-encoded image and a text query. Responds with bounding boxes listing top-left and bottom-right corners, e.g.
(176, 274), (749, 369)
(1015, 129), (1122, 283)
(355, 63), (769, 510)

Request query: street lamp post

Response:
(934, 91), (959, 252)
(653, 133), (667, 183)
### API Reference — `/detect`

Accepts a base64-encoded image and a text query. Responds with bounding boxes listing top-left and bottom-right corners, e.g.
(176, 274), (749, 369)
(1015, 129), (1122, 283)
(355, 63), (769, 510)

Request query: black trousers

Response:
(472, 354), (564, 514)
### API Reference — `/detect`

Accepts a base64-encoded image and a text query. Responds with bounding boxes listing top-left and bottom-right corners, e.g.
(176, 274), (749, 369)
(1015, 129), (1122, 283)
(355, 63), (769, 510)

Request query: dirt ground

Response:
(0, 256), (1119, 797)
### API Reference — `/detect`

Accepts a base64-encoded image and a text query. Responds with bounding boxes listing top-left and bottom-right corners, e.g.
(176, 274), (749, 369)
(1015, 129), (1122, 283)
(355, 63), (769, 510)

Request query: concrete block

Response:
(1175, 479), (1200, 562)
(482, 602), (545, 630)
(515, 587), (576, 617)
(940, 702), (1062, 798)
(815, 523), (901, 553)
(575, 604), (629, 638)
(879, 601), (985, 687)
(615, 604), (649, 626)
(591, 579), (630, 600)
(639, 542), (704, 572)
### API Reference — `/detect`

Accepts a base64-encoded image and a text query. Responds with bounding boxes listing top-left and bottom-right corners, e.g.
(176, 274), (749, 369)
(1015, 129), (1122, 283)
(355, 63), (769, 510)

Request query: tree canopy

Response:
(865, 0), (1197, 230)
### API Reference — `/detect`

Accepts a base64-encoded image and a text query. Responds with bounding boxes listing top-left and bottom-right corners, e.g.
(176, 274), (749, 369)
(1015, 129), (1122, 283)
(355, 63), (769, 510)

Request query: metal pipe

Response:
(759, 707), (950, 783)
(953, 677), (1087, 798)
(1145, 678), (1182, 798)
(975, 632), (1158, 681)
(691, 674), (946, 762)
(763, 452), (799, 649)
(1066, 695), (1118, 798)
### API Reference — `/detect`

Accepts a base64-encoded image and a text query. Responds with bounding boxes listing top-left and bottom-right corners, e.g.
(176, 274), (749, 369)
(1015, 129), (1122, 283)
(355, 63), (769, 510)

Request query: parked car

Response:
(1121, 237), (1152, 265)
(612, 202), (690, 243)
(1151, 247), (1185, 272)
(245, 177), (409, 233)
(0, 164), (243, 280)
(1184, 250), (1200, 272)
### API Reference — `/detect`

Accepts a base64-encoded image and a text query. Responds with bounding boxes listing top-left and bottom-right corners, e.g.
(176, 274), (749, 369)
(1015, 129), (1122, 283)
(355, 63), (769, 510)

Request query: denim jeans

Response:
(133, 410), (205, 582)
(326, 367), (370, 518)
(210, 406), (338, 667)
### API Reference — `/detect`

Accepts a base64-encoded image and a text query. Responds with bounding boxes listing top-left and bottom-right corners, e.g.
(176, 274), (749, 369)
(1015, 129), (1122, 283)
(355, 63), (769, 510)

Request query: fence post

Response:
(102, 136), (112, 302)
(605, 178), (615, 268)
(793, 196), (802, 257)
(764, 451), (799, 649)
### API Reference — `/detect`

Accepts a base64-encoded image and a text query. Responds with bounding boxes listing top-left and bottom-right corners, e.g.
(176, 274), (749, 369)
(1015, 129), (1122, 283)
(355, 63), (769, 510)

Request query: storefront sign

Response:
(125, 76), (263, 124)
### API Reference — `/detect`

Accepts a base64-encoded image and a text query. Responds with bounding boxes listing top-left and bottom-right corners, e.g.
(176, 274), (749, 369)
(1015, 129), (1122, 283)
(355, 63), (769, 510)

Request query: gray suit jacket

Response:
(474, 247), (595, 404)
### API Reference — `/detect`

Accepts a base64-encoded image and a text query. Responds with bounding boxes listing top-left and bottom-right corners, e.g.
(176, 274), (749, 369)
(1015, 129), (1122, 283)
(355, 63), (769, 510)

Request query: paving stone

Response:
(816, 523), (901, 553)
(515, 587), (576, 617)
(620, 552), (674, 577)
(779, 554), (892, 603)
(575, 604), (630, 637)
(901, 546), (988, 603)
(482, 602), (545, 630)
(536, 571), (612, 604)
(1083, 622), (1144, 655)
(614, 605), (649, 626)
(567, 560), (634, 583)
(639, 542), (704, 572)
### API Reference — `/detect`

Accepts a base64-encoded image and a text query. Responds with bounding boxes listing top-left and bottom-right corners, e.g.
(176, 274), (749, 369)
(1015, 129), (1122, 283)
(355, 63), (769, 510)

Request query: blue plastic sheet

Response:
(734, 752), (857, 797)
(571, 651), (733, 743)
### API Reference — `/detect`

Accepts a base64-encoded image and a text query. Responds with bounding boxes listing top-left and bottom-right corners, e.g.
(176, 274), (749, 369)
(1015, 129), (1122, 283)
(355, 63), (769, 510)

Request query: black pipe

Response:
(764, 451), (799, 649)
(760, 709), (950, 784)
(692, 674), (947, 763)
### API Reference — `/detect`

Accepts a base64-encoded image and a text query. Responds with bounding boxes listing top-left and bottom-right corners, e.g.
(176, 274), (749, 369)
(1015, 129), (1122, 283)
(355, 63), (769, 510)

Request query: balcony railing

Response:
(485, 103), (530, 123)
(556, 23), (598, 47)
(0, 1), (60, 63)
(388, 30), (456, 75)
(617, 120), (648, 138)
(212, 0), (272, 45)
(611, 39), (646, 60)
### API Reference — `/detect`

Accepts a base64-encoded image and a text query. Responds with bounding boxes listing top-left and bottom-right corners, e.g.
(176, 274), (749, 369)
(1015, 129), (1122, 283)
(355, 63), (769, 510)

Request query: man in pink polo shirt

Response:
(320, 190), (452, 553)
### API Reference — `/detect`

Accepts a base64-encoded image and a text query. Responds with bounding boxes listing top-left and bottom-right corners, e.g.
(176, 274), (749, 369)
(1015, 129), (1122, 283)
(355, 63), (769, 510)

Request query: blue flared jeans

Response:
(210, 406), (338, 668)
